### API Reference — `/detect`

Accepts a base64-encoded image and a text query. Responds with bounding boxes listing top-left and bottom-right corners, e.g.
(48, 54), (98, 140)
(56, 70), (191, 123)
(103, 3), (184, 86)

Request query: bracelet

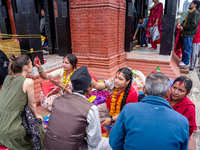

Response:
(62, 86), (65, 91)
(110, 116), (114, 123)
(37, 67), (43, 73)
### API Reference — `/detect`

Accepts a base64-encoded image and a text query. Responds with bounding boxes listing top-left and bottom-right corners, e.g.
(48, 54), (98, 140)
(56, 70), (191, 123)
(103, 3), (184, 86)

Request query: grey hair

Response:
(145, 73), (169, 98)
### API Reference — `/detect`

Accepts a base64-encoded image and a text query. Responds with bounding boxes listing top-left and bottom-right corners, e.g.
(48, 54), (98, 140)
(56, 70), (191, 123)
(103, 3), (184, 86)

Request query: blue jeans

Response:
(182, 37), (193, 65)
(140, 30), (147, 47)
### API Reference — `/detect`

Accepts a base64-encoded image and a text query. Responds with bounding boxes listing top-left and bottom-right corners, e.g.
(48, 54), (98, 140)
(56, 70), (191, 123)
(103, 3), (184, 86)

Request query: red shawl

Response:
(106, 83), (138, 111)
(167, 96), (197, 136)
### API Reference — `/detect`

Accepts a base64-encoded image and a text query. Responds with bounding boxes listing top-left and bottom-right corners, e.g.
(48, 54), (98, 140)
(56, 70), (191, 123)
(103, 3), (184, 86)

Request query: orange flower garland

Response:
(62, 69), (75, 87)
(109, 89), (124, 117)
(46, 69), (75, 98)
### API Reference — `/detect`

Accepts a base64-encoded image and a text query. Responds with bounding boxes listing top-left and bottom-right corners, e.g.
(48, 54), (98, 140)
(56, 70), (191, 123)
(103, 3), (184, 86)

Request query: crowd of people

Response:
(134, 0), (200, 72)
(0, 51), (197, 150)
(133, 0), (163, 49)
(0, 0), (199, 150)
(174, 0), (200, 71)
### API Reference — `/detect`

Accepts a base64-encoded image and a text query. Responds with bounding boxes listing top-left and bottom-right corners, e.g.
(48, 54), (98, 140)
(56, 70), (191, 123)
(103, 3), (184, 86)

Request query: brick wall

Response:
(69, 0), (127, 79)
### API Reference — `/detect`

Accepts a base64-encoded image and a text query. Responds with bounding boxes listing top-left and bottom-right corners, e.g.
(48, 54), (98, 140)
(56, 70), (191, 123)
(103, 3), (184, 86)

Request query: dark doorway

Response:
(43, 0), (72, 56)
(124, 0), (148, 52)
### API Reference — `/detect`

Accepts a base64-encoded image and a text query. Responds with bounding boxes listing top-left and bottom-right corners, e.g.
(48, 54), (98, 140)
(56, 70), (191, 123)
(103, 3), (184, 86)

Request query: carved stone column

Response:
(70, 0), (127, 79)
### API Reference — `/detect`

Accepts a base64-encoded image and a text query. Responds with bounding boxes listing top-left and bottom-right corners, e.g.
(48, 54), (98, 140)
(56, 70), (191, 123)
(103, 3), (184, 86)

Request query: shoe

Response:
(189, 68), (194, 71)
(180, 65), (189, 69)
(179, 61), (185, 66)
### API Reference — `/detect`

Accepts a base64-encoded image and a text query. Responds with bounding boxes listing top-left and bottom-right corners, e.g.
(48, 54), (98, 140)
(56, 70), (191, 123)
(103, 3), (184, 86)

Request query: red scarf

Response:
(167, 96), (197, 136)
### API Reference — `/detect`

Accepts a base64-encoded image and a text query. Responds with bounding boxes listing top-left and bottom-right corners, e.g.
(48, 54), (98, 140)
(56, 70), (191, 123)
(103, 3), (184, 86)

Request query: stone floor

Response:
(127, 44), (171, 62)
(30, 54), (63, 76)
(187, 68), (200, 150)
(34, 51), (200, 149)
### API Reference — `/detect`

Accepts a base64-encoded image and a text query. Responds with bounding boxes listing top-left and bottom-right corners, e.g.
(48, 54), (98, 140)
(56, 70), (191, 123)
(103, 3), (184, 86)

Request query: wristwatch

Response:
(110, 116), (114, 123)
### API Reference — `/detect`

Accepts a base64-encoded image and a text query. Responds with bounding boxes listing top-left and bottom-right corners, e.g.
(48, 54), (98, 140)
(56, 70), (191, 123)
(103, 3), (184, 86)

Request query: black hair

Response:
(8, 54), (30, 76)
(172, 76), (193, 94)
(138, 94), (146, 102)
(192, 0), (200, 12)
(138, 15), (143, 20)
(116, 67), (133, 110)
(82, 82), (92, 94)
(63, 54), (78, 69)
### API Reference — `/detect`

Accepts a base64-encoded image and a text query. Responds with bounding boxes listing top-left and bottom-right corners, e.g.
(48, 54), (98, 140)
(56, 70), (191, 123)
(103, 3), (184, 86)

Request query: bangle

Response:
(38, 67), (43, 73)
(62, 86), (65, 91)
(110, 116), (114, 123)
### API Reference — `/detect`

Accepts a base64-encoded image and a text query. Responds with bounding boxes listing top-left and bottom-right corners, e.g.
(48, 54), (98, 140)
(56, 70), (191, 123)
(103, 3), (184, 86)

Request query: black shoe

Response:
(189, 68), (194, 71)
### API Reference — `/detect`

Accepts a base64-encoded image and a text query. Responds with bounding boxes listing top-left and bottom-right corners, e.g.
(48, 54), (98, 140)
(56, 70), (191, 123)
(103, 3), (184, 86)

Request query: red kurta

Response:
(167, 96), (197, 137)
(106, 83), (138, 111)
(146, 3), (163, 49)
(146, 3), (163, 38)
(174, 25), (182, 58)
(193, 20), (200, 43)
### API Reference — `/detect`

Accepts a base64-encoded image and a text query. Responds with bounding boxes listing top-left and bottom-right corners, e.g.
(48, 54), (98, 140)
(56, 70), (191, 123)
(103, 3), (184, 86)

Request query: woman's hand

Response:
(34, 57), (41, 69)
(154, 18), (159, 26)
(178, 26), (183, 31)
(101, 118), (112, 126)
(49, 78), (62, 87)
(154, 21), (158, 26)
(36, 114), (43, 121)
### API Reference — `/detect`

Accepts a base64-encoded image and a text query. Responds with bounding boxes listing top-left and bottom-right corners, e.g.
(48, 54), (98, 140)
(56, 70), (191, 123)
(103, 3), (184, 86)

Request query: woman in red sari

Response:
(146, 0), (163, 49)
(92, 67), (138, 126)
(174, 19), (182, 58)
(167, 76), (197, 137)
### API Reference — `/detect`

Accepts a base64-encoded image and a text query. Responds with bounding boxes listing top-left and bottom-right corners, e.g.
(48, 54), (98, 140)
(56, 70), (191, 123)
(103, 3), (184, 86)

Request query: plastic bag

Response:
(148, 26), (160, 42)
(132, 70), (146, 89)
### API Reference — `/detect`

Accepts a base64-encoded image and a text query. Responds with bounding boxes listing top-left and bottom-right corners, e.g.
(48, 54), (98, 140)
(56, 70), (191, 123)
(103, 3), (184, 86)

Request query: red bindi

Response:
(179, 82), (183, 87)
(64, 57), (67, 61)
(118, 72), (120, 75)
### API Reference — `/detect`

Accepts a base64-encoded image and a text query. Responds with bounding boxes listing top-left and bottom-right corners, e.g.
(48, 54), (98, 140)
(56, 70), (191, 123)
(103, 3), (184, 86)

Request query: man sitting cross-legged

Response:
(109, 73), (189, 150)
(44, 66), (112, 150)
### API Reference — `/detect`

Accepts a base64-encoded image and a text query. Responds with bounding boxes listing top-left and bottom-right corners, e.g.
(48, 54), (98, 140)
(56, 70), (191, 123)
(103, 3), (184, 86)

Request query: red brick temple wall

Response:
(69, 0), (127, 79)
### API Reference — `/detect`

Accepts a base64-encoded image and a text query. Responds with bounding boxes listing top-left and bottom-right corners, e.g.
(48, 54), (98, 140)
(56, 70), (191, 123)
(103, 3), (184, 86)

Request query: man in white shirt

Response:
(44, 66), (112, 150)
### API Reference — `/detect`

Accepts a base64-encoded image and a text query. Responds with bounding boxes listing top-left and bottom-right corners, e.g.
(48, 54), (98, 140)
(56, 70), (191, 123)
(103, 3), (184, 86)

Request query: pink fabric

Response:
(0, 146), (10, 150)
(167, 96), (197, 137)
(193, 20), (200, 43)
(150, 38), (158, 49)
(146, 3), (163, 48)
(174, 25), (182, 58)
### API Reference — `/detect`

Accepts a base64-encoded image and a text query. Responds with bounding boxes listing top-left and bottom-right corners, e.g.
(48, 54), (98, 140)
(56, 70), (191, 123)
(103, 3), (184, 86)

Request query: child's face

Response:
(138, 19), (143, 24)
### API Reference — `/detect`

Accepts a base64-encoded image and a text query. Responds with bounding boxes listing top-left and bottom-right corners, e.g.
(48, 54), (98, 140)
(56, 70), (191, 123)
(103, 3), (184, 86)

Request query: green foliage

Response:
(178, 11), (188, 19)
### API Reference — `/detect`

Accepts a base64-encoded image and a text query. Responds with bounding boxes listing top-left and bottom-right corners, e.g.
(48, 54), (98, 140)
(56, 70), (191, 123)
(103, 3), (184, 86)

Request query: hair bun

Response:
(9, 53), (16, 61)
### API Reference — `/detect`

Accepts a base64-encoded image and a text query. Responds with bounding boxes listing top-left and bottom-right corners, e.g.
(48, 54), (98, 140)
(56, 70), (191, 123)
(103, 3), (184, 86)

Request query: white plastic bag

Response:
(148, 26), (160, 42)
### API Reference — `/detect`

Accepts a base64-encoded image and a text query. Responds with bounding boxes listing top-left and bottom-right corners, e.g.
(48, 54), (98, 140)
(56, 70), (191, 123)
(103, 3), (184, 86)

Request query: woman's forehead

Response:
(64, 57), (69, 62)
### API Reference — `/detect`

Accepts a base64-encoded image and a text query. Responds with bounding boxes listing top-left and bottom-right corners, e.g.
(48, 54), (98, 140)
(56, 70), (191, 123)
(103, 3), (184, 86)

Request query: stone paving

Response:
(187, 68), (200, 150)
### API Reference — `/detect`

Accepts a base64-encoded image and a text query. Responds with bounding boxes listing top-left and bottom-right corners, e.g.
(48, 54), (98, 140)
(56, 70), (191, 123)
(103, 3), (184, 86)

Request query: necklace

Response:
(109, 89), (124, 117)
(62, 69), (75, 87)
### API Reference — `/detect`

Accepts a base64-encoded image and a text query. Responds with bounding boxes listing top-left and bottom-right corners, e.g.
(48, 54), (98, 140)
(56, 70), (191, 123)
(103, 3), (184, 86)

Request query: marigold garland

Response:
(46, 69), (75, 97)
(62, 69), (75, 87)
(109, 89), (124, 117)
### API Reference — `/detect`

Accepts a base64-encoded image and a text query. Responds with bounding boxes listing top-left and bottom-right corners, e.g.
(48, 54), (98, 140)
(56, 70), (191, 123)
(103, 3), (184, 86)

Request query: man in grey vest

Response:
(45, 66), (112, 150)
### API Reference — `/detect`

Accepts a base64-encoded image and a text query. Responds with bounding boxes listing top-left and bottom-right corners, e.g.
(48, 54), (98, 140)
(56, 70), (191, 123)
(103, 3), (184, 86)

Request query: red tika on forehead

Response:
(118, 72), (121, 75)
(179, 82), (183, 87)
(64, 57), (67, 61)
